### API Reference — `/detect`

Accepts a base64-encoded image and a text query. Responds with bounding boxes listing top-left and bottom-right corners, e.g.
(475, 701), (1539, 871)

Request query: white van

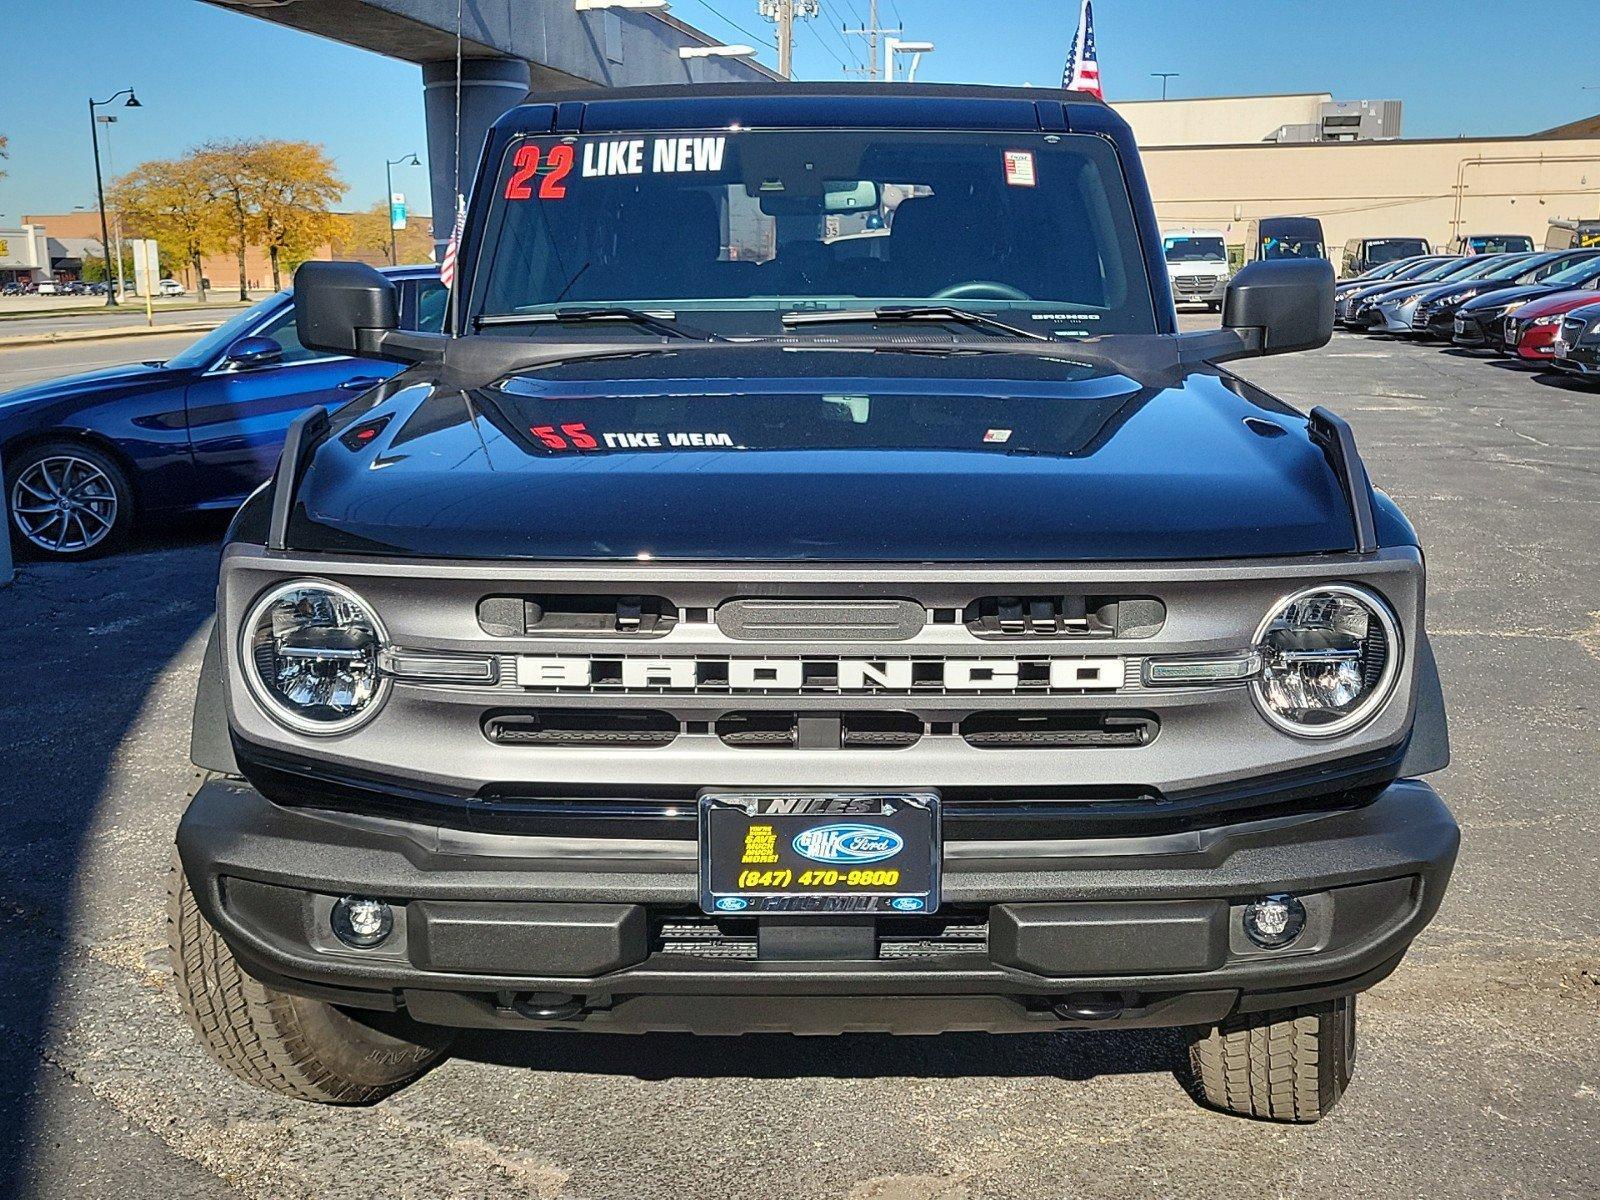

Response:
(1161, 227), (1230, 311)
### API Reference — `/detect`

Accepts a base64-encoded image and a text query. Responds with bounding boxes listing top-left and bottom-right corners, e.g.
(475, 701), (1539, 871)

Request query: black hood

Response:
(288, 345), (1359, 562)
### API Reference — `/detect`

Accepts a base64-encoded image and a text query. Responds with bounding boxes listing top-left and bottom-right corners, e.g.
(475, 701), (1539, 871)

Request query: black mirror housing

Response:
(1222, 259), (1334, 356)
(294, 261), (399, 357)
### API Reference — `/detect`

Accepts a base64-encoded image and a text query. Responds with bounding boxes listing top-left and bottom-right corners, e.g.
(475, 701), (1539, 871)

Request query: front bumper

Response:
(1552, 341), (1600, 376)
(176, 776), (1460, 1035)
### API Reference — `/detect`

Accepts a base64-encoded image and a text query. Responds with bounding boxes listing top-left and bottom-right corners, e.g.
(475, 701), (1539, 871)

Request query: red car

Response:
(1502, 290), (1600, 360)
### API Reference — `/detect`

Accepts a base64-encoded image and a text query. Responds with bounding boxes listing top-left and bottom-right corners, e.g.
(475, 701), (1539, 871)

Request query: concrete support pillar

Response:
(422, 56), (532, 253)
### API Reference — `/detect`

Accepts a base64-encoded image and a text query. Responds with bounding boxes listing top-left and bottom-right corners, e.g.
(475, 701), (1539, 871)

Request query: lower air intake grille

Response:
(653, 916), (989, 960)
(959, 711), (1157, 749)
(483, 709), (678, 748)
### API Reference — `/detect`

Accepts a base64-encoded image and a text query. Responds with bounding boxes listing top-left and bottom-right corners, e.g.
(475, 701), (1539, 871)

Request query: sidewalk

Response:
(0, 320), (225, 349)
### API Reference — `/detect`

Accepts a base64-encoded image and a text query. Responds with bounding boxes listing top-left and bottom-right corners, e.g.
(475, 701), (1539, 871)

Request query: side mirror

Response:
(1222, 258), (1334, 355)
(223, 335), (283, 369)
(294, 261), (399, 357)
(294, 260), (445, 364)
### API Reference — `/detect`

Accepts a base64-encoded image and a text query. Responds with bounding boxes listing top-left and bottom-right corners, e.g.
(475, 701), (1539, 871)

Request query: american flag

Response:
(1062, 0), (1102, 100)
(439, 194), (467, 289)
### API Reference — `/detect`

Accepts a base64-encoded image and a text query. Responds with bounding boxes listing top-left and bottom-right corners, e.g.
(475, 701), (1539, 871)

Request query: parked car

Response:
(1242, 215), (1326, 263)
(0, 282), (25, 296)
(1447, 234), (1535, 256)
(1162, 226), (1230, 310)
(1340, 237), (1430, 277)
(1500, 288), (1600, 362)
(1335, 256), (1452, 324)
(156, 278), (186, 296)
(1, 265), (443, 558)
(169, 83), (1457, 1126)
(1550, 299), (1600, 380)
(1364, 253), (1528, 334)
(1452, 253), (1600, 349)
(1409, 248), (1600, 340)
(1345, 256), (1488, 329)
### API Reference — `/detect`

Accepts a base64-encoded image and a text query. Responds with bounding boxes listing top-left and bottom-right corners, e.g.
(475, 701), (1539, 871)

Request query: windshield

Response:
(1260, 235), (1325, 260)
(1163, 236), (1226, 263)
(1366, 238), (1429, 264)
(1541, 256), (1600, 286)
(1468, 236), (1534, 254)
(1392, 258), (1446, 279)
(473, 129), (1158, 338)
(162, 296), (284, 370)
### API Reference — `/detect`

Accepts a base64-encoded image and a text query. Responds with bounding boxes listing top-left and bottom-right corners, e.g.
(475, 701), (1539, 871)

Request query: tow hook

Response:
(1051, 992), (1126, 1021)
(510, 992), (587, 1021)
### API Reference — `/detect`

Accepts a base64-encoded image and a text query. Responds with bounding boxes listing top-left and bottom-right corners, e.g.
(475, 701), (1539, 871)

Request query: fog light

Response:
(331, 896), (393, 948)
(1242, 894), (1306, 949)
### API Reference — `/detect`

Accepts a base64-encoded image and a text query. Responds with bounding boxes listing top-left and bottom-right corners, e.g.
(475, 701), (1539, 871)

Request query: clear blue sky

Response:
(3, 0), (1597, 221)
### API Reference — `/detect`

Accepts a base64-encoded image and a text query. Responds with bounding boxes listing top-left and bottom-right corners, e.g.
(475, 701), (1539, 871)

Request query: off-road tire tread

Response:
(168, 811), (442, 1104)
(1188, 998), (1354, 1123)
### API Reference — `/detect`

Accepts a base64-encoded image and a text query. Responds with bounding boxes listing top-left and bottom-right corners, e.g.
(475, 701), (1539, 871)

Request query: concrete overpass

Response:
(202, 0), (781, 247)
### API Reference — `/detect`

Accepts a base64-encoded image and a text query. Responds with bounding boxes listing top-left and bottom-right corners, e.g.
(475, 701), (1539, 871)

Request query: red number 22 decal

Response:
(504, 144), (574, 201)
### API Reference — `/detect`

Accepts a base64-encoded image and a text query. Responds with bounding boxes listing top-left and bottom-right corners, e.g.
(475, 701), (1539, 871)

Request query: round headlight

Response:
(241, 580), (388, 734)
(1252, 584), (1401, 737)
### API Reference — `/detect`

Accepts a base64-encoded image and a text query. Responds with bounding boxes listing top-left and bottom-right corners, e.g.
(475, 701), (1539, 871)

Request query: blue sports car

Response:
(2, 265), (443, 559)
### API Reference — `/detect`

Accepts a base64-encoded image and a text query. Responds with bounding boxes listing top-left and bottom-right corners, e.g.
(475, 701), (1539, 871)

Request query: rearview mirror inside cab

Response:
(1223, 259), (1334, 356)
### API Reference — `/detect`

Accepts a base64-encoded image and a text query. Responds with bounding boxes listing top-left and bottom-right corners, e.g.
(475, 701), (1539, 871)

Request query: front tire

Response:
(167, 849), (451, 1104)
(5, 439), (133, 559)
(1187, 996), (1356, 1123)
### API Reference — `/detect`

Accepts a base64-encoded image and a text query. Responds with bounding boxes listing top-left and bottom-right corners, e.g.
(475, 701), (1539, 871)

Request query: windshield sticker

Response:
(983, 428), (1013, 444)
(1003, 150), (1036, 188)
(504, 144), (575, 200)
(563, 136), (728, 183)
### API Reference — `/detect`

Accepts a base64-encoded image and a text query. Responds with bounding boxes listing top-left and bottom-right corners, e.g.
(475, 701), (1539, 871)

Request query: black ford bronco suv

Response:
(170, 84), (1458, 1123)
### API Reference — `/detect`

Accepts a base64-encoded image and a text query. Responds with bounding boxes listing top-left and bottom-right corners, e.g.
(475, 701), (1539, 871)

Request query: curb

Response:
(0, 321), (223, 350)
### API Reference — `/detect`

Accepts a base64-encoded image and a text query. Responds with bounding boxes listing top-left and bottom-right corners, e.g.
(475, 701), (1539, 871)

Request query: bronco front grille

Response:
(653, 914), (989, 960)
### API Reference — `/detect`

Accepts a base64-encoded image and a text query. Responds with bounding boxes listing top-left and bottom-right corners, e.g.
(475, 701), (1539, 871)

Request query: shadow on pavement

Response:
(453, 1025), (1192, 1086)
(0, 522), (218, 1183)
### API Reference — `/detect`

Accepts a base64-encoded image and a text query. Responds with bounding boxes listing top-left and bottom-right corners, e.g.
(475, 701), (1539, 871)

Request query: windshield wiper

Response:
(781, 305), (1050, 342)
(477, 306), (720, 341)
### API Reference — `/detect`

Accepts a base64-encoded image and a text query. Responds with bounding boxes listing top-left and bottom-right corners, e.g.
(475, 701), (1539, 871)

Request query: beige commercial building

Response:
(1109, 94), (1600, 268)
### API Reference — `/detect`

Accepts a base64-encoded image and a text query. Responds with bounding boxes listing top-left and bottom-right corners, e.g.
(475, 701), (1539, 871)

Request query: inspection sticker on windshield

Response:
(1003, 150), (1036, 187)
(983, 428), (1013, 443)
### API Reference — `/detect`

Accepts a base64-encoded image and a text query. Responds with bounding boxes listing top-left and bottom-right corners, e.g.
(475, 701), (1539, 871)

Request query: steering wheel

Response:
(932, 280), (1031, 301)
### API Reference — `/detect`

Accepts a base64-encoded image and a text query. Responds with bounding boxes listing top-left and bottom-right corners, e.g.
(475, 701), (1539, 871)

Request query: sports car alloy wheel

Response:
(10, 454), (120, 553)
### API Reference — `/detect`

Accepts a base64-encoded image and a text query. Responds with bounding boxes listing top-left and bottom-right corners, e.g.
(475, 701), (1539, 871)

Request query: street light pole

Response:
(384, 154), (421, 266)
(88, 88), (140, 308)
(1151, 72), (1178, 100)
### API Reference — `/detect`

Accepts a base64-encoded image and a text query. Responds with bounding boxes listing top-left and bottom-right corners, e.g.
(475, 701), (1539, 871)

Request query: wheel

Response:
(5, 440), (133, 559)
(167, 846), (451, 1104)
(1186, 996), (1356, 1123)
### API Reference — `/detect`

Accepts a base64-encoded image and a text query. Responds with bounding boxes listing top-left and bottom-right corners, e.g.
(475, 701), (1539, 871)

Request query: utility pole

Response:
(844, 0), (897, 80)
(761, 0), (816, 79)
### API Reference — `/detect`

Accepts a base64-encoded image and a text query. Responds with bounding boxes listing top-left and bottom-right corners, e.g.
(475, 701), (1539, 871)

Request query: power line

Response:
(800, 16), (850, 69)
(683, 0), (778, 49)
(818, 0), (865, 67)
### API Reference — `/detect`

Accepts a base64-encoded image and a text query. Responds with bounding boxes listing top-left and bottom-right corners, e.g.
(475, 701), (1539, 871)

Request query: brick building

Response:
(21, 210), (420, 292)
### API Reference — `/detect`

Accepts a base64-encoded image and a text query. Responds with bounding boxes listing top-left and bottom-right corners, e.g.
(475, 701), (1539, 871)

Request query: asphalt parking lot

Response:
(1, 324), (1596, 1199)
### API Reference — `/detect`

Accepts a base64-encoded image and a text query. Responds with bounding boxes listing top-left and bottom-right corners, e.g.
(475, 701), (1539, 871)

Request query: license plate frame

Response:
(698, 791), (940, 915)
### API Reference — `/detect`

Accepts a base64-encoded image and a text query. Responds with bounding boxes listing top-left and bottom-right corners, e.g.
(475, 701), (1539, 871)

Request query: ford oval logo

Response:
(792, 823), (904, 865)
(889, 897), (925, 912)
(714, 896), (749, 912)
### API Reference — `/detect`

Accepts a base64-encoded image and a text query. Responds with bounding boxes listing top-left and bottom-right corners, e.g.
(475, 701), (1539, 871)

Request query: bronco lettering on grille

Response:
(515, 655), (1125, 693)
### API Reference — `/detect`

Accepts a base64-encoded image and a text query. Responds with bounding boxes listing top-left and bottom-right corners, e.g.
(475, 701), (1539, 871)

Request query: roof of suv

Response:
(498, 82), (1114, 137)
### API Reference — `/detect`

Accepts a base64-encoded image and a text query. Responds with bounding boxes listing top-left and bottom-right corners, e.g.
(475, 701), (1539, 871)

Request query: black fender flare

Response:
(190, 619), (239, 775)
(1399, 629), (1450, 777)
